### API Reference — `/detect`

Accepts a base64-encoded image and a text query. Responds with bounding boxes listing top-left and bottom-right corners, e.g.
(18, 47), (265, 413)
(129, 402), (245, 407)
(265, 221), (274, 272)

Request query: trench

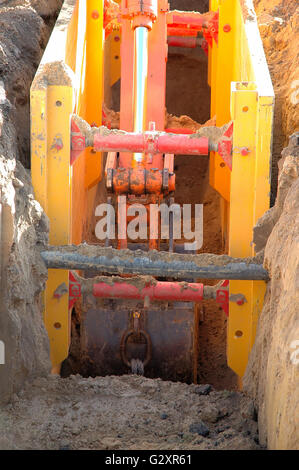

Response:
(1, 0), (297, 452)
(61, 0), (238, 391)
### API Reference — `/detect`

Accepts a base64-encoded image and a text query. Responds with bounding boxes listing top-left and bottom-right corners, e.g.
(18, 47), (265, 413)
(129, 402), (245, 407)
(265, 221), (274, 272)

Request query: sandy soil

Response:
(0, 374), (260, 450)
(254, 0), (299, 202)
(244, 134), (299, 450)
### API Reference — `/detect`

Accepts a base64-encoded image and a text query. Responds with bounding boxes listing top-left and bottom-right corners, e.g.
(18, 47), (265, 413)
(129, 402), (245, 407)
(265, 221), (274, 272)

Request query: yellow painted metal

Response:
(31, 85), (73, 368)
(109, 30), (121, 87)
(31, 0), (106, 366)
(228, 82), (272, 377)
(68, 0), (105, 245)
(207, 1), (274, 377)
(207, 1), (274, 378)
(209, 0), (234, 203)
(75, 0), (104, 190)
(228, 84), (258, 377)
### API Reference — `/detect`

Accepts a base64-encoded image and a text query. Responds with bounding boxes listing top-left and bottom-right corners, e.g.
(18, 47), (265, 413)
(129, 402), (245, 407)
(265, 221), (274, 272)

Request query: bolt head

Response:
(223, 24), (231, 32)
(241, 147), (250, 156)
(92, 10), (99, 19)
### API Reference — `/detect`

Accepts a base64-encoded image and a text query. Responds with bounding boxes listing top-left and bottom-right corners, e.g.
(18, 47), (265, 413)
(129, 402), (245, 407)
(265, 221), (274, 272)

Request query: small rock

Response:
(189, 421), (209, 437)
(194, 384), (212, 396)
(216, 424), (230, 433)
(160, 413), (168, 420)
(218, 407), (230, 419)
(199, 404), (220, 423)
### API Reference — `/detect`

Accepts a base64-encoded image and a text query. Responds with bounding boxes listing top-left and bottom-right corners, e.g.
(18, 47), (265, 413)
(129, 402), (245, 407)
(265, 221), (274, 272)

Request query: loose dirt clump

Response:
(0, 374), (261, 450)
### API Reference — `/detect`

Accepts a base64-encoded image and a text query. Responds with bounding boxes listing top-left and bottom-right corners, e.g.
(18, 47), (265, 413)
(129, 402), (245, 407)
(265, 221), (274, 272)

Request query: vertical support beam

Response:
(228, 82), (266, 378)
(31, 1), (78, 370)
(31, 79), (73, 369)
(109, 30), (121, 87)
(209, 0), (235, 203)
(84, 0), (104, 189)
(146, 0), (168, 170)
(71, 0), (104, 244)
(208, 0), (219, 104)
(209, 0), (235, 252)
(146, 0), (167, 130)
(74, 0), (104, 189)
(119, 11), (135, 167)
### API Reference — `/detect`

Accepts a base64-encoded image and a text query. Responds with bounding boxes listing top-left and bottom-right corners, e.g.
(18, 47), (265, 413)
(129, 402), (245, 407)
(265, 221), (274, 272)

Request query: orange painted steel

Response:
(111, 168), (175, 195)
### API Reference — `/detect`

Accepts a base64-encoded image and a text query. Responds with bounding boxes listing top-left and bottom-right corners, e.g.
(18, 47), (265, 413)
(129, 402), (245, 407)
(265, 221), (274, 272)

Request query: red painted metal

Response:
(240, 147), (250, 156)
(167, 26), (198, 37)
(70, 118), (86, 164)
(69, 272), (81, 310)
(92, 130), (209, 155)
(218, 122), (234, 170)
(166, 9), (219, 47)
(93, 280), (204, 302)
(202, 10), (219, 46)
(216, 280), (229, 317)
(167, 36), (197, 48)
(165, 127), (193, 134)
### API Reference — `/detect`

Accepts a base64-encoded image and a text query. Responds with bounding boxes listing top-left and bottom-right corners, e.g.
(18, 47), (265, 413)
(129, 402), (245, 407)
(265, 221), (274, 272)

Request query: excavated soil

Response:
(0, 374), (260, 450)
(253, 0), (299, 202)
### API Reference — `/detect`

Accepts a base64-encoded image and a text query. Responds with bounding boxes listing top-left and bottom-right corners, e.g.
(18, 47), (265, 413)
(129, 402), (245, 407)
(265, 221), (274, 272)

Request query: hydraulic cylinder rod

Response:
(133, 26), (148, 163)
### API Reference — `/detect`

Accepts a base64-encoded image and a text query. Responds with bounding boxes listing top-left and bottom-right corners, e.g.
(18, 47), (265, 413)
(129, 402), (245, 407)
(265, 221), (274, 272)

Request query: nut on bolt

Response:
(241, 147), (250, 156)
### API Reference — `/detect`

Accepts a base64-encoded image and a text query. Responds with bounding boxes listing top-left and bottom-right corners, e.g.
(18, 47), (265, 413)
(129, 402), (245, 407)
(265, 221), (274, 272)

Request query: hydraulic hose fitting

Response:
(126, 0), (158, 30)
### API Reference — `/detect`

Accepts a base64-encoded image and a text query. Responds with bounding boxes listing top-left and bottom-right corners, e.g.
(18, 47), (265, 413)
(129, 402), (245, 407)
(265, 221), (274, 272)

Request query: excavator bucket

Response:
(31, 0), (274, 383)
(80, 298), (197, 382)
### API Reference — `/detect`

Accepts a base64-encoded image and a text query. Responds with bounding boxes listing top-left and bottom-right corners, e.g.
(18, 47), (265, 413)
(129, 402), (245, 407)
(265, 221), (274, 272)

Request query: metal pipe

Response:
(92, 132), (210, 154)
(93, 280), (204, 302)
(133, 26), (148, 163)
(40, 249), (269, 281)
(167, 36), (204, 48)
(165, 128), (193, 134)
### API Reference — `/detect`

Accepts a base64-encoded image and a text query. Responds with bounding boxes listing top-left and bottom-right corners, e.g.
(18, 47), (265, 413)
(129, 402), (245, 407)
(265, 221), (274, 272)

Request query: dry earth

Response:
(0, 374), (260, 450)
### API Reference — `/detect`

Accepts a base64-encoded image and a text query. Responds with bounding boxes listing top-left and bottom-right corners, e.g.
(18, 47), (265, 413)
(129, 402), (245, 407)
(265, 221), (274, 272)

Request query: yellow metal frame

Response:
(209, 0), (274, 378)
(31, 0), (105, 369)
(31, 0), (274, 377)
